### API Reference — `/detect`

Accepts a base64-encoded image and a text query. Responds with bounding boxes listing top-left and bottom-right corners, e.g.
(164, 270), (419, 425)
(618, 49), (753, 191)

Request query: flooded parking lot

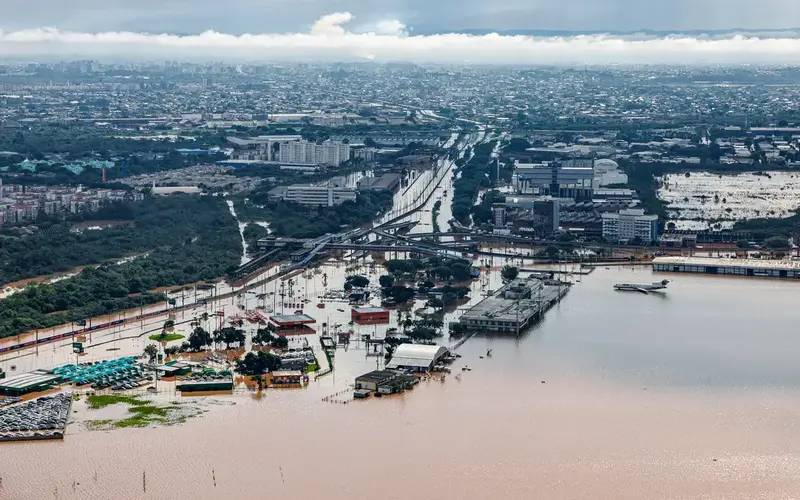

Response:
(657, 171), (800, 230)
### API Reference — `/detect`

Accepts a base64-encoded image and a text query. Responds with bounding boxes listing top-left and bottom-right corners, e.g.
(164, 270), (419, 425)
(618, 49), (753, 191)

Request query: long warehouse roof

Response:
(653, 256), (800, 271)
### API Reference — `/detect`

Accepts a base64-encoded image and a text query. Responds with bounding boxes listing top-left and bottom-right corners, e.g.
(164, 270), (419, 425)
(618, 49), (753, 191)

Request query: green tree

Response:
(765, 236), (790, 250)
(188, 326), (212, 351)
(143, 344), (159, 363)
(501, 265), (519, 281)
(379, 274), (395, 288)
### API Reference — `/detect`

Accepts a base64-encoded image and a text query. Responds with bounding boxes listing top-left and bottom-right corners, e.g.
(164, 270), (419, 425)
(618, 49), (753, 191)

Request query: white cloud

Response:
(372, 20), (408, 36)
(309, 12), (353, 36)
(1, 12), (800, 64)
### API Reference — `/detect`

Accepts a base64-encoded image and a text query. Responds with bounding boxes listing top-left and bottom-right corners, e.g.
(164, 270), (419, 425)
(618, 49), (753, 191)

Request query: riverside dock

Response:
(454, 276), (570, 335)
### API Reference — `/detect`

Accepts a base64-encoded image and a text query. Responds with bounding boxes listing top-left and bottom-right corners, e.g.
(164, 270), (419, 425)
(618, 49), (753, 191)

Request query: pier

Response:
(455, 276), (570, 335)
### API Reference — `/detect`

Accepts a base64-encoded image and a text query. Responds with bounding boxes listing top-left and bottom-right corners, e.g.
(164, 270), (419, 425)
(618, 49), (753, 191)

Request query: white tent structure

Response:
(386, 344), (449, 371)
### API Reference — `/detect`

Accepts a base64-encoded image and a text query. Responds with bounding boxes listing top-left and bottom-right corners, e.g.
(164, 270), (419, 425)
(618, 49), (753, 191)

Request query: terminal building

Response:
(653, 256), (800, 279)
(456, 276), (570, 334)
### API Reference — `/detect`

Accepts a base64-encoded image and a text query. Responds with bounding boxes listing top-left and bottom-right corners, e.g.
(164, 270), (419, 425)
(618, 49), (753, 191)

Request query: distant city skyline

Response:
(2, 1), (800, 64)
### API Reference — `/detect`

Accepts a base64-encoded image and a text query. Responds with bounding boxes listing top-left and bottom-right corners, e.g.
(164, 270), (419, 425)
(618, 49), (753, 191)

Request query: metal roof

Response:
(269, 314), (316, 325)
(653, 256), (800, 271)
(0, 372), (60, 390)
(387, 344), (448, 369)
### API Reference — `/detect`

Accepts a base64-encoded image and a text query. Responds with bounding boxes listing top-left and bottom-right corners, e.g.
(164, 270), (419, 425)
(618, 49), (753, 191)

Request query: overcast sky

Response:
(3, 0), (800, 34)
(1, 1), (800, 64)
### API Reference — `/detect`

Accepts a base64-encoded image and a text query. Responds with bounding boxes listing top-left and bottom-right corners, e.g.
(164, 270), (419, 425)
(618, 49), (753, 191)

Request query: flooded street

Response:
(4, 266), (800, 499)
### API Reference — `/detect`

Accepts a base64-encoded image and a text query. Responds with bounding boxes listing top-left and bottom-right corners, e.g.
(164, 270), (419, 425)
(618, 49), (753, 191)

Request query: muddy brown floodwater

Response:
(4, 267), (800, 499)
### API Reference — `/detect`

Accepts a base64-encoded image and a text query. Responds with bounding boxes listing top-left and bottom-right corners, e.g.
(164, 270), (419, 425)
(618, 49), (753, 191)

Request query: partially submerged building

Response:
(354, 370), (417, 395)
(455, 276), (570, 334)
(351, 306), (390, 324)
(269, 314), (316, 336)
(385, 344), (450, 372)
(653, 256), (800, 279)
(0, 371), (61, 396)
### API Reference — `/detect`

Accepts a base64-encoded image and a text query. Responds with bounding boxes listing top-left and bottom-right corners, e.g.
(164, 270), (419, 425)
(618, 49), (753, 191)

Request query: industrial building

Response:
(513, 160), (594, 200)
(386, 344), (450, 372)
(267, 182), (358, 207)
(506, 196), (560, 237)
(269, 314), (317, 335)
(0, 371), (61, 396)
(355, 370), (417, 395)
(653, 256), (800, 279)
(358, 173), (401, 192)
(176, 375), (234, 392)
(351, 307), (390, 324)
(602, 208), (659, 243)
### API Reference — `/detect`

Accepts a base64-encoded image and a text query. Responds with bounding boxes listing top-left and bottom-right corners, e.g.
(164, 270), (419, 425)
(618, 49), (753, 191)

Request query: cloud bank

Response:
(1, 12), (800, 65)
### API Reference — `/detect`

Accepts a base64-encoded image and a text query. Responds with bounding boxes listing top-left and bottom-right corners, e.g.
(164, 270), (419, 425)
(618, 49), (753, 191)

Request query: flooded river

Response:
(4, 266), (800, 499)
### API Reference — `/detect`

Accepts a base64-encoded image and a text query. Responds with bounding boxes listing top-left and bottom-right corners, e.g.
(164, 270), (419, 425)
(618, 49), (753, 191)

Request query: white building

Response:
(592, 158), (628, 188)
(229, 136), (350, 166)
(602, 208), (659, 243)
(268, 182), (357, 207)
(386, 344), (450, 372)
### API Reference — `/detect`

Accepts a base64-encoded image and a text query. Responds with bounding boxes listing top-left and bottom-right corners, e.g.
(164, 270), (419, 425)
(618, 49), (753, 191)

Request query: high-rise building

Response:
(601, 208), (659, 243)
(491, 203), (507, 227)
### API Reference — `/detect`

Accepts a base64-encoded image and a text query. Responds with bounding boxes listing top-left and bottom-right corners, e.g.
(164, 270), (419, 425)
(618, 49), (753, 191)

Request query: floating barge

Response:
(455, 276), (570, 335)
(653, 256), (800, 279)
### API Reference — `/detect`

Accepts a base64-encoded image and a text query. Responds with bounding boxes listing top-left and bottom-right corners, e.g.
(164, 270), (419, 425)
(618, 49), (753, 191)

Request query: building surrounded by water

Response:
(456, 276), (570, 334)
(653, 256), (800, 279)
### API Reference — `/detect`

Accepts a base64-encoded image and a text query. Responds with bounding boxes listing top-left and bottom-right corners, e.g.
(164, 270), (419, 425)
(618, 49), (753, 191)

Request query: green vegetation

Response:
(148, 333), (185, 342)
(431, 200), (442, 234)
(501, 265), (519, 281)
(378, 274), (395, 288)
(0, 124), (226, 183)
(764, 236), (791, 249)
(236, 351), (282, 375)
(0, 195), (240, 285)
(0, 196), (241, 339)
(471, 190), (506, 226)
(406, 318), (444, 341)
(734, 213), (800, 241)
(235, 190), (392, 238)
(385, 256), (473, 282)
(620, 162), (672, 219)
(452, 141), (498, 225)
(242, 223), (270, 254)
(213, 327), (246, 350)
(253, 328), (289, 349)
(87, 394), (147, 409)
(187, 326), (213, 351)
(344, 275), (370, 290)
(85, 394), (197, 429)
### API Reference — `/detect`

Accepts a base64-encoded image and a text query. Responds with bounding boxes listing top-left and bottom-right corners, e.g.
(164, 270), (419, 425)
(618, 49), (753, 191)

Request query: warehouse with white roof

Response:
(386, 344), (449, 372)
